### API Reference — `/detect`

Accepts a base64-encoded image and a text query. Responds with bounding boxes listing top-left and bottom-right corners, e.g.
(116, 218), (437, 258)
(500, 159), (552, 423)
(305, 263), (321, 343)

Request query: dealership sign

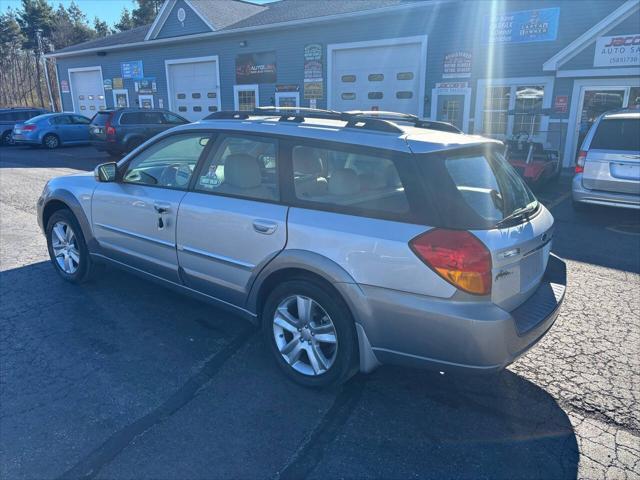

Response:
(121, 60), (144, 79)
(594, 34), (640, 67)
(304, 44), (323, 100)
(236, 51), (277, 84)
(60, 80), (70, 93)
(483, 7), (559, 44)
(443, 51), (472, 78)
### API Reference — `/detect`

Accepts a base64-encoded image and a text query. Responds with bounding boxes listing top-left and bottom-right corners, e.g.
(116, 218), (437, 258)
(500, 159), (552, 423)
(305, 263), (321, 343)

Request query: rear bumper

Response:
(572, 174), (640, 209)
(346, 254), (567, 374)
(13, 134), (41, 145)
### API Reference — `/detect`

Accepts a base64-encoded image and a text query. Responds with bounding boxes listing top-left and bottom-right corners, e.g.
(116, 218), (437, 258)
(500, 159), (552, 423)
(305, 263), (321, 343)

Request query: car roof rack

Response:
(204, 107), (405, 134)
(345, 110), (462, 134)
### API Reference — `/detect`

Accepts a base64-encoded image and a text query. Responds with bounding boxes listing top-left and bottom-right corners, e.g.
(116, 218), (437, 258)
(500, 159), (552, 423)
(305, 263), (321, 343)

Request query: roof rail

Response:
(346, 110), (462, 134)
(202, 108), (405, 134)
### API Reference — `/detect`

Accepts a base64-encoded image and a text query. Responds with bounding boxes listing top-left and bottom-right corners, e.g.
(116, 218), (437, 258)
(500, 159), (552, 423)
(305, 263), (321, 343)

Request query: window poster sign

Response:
(594, 34), (640, 67)
(483, 7), (560, 44)
(134, 78), (157, 94)
(121, 60), (144, 79)
(113, 77), (124, 89)
(435, 82), (469, 94)
(235, 51), (277, 84)
(554, 95), (568, 113)
(276, 84), (299, 92)
(304, 43), (323, 100)
(60, 79), (70, 93)
(103, 79), (112, 90)
(443, 52), (472, 78)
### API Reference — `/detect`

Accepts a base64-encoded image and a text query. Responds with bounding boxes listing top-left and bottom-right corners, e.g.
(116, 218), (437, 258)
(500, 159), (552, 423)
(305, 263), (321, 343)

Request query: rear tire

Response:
(46, 209), (93, 283)
(43, 133), (60, 149)
(1, 130), (14, 146)
(262, 279), (359, 388)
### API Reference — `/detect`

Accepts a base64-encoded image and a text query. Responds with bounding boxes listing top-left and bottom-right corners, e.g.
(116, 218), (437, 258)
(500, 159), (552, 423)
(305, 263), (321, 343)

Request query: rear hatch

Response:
(582, 114), (640, 195)
(417, 145), (553, 311)
(89, 111), (112, 141)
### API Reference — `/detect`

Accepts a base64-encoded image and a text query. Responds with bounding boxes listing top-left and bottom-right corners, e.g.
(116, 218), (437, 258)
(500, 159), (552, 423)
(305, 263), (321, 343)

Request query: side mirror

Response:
(94, 162), (118, 182)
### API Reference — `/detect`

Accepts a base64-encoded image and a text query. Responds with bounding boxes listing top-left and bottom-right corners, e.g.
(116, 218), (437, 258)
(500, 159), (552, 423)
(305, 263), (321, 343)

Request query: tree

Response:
(94, 17), (111, 37)
(16, 0), (55, 107)
(114, 7), (135, 32)
(50, 3), (96, 50)
(132, 0), (164, 26)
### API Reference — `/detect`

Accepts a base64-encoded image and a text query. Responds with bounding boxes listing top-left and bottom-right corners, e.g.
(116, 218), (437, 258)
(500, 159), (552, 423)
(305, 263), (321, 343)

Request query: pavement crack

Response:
(276, 375), (366, 480)
(56, 327), (255, 480)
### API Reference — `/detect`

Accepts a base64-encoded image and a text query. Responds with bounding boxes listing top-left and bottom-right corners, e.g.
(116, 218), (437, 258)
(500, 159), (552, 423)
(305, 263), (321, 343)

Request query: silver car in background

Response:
(37, 109), (566, 388)
(573, 110), (640, 210)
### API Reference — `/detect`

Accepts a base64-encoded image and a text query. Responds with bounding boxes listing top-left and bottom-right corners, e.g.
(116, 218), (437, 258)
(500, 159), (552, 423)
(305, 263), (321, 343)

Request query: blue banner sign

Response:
(121, 60), (144, 79)
(484, 7), (560, 44)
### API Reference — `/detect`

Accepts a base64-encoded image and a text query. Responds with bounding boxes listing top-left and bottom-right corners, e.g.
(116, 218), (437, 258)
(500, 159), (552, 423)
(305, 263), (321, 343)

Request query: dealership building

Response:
(48, 0), (640, 167)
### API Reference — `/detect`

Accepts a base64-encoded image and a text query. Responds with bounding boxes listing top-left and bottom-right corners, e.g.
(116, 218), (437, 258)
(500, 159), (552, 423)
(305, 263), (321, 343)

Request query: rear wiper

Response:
(496, 203), (537, 228)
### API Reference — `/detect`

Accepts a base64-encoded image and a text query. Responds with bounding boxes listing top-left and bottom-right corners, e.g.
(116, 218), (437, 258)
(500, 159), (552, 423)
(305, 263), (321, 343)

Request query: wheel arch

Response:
(41, 190), (95, 249)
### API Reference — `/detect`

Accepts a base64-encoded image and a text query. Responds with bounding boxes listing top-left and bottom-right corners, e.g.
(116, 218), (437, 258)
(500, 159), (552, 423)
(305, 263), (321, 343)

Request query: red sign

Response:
(554, 95), (568, 113)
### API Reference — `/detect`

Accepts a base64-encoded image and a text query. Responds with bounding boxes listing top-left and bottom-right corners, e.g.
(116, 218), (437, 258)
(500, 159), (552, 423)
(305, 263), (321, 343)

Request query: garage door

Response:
(168, 59), (220, 121)
(331, 42), (422, 116)
(69, 69), (105, 115)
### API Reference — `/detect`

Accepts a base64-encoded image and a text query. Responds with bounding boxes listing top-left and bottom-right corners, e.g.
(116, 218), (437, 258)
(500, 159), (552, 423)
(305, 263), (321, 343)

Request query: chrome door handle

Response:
(253, 220), (277, 235)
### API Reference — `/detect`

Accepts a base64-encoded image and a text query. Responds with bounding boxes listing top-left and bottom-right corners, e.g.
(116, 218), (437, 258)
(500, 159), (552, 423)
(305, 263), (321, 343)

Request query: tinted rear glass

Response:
(444, 152), (537, 224)
(91, 112), (111, 126)
(120, 112), (163, 125)
(591, 118), (640, 151)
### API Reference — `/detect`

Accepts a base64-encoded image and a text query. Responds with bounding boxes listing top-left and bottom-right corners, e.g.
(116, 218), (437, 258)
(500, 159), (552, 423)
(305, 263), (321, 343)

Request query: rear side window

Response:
(120, 113), (141, 125)
(91, 112), (111, 126)
(291, 145), (410, 216)
(591, 118), (640, 151)
(444, 152), (537, 223)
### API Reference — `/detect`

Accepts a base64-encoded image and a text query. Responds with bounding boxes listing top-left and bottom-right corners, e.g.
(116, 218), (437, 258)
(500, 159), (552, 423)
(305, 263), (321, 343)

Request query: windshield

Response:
(444, 150), (538, 225)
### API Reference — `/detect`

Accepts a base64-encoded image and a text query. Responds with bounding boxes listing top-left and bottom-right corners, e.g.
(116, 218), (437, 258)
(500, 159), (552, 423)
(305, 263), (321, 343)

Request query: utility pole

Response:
(36, 29), (55, 111)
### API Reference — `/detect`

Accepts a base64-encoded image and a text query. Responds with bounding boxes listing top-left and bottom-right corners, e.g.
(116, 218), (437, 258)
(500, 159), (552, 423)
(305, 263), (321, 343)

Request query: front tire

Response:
(43, 133), (60, 149)
(46, 209), (93, 283)
(262, 279), (359, 388)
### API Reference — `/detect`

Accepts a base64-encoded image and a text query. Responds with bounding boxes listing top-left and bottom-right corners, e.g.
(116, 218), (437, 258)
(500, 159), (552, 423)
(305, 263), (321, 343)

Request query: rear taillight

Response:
(410, 229), (492, 295)
(575, 150), (587, 174)
(22, 124), (37, 131)
(105, 114), (116, 136)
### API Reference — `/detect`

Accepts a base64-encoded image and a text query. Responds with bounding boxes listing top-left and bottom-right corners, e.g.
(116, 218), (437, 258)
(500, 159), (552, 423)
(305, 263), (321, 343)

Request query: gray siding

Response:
(156, 0), (212, 40)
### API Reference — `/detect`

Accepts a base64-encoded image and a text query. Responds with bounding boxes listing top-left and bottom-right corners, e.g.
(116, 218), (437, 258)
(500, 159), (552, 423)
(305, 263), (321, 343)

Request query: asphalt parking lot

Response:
(1, 145), (639, 480)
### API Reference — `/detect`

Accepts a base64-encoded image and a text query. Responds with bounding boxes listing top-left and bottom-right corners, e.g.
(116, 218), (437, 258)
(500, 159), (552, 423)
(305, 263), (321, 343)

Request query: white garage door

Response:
(331, 42), (422, 116)
(168, 59), (220, 121)
(69, 69), (105, 115)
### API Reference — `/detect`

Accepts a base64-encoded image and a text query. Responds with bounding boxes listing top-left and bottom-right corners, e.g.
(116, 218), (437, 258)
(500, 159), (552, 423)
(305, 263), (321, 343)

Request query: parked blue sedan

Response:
(12, 113), (91, 149)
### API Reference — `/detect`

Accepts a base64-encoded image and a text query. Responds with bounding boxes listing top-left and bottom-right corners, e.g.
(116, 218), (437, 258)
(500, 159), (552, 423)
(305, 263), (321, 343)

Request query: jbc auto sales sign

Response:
(594, 34), (640, 67)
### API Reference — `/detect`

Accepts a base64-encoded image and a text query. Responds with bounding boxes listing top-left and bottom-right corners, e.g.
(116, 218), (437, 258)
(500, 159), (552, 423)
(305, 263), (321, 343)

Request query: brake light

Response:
(575, 150), (587, 174)
(22, 124), (37, 131)
(410, 229), (492, 295)
(105, 114), (116, 136)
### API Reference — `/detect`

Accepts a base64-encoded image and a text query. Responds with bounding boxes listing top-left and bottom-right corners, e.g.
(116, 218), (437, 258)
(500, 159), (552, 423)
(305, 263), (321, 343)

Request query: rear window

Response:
(444, 151), (537, 224)
(91, 112), (112, 126)
(591, 118), (640, 151)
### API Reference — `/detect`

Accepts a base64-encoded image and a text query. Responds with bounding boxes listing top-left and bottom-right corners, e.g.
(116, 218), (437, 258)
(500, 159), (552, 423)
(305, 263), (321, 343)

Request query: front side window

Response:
(123, 133), (208, 189)
(196, 134), (278, 201)
(292, 145), (409, 216)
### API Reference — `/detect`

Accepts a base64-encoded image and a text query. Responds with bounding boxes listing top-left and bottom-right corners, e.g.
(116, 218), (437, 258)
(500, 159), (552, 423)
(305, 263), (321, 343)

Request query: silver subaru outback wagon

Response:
(37, 110), (566, 388)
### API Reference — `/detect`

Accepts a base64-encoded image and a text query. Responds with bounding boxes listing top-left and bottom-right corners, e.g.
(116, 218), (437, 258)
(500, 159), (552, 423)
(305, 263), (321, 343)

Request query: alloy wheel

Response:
(45, 135), (59, 149)
(272, 295), (338, 376)
(51, 221), (80, 274)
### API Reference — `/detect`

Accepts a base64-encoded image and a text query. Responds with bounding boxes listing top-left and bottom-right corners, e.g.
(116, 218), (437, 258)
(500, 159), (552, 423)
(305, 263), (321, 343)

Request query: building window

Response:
(396, 91), (413, 99)
(208, 106), (218, 112)
(207, 92), (216, 98)
(193, 106), (202, 112)
(341, 92), (356, 100)
(237, 90), (256, 111)
(483, 86), (510, 135)
(368, 92), (383, 100)
(397, 72), (414, 80)
(368, 74), (384, 82)
(177, 93), (186, 99)
(192, 93), (201, 99)
(341, 75), (356, 83)
(178, 106), (187, 112)
(513, 86), (544, 135)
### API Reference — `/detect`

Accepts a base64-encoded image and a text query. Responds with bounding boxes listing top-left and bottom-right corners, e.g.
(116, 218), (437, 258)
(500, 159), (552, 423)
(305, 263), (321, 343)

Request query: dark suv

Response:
(89, 108), (189, 156)
(0, 107), (48, 145)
